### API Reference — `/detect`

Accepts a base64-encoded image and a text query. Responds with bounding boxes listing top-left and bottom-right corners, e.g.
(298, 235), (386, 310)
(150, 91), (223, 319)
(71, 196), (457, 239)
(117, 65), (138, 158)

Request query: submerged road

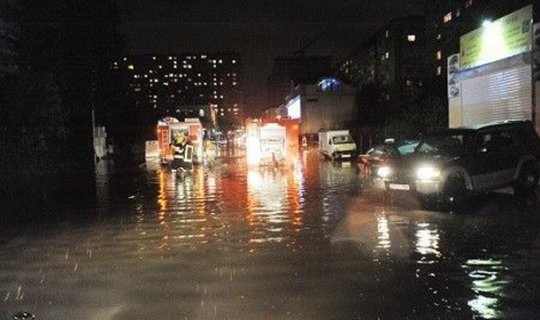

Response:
(1, 150), (539, 319)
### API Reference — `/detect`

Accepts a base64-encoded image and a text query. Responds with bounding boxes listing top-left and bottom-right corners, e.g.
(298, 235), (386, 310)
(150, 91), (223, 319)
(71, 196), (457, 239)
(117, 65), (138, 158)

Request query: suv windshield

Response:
(396, 141), (419, 155)
(416, 132), (472, 156)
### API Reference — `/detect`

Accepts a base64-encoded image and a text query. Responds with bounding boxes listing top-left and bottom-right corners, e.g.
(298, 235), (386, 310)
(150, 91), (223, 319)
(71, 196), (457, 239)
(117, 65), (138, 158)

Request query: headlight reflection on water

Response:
(463, 258), (508, 319)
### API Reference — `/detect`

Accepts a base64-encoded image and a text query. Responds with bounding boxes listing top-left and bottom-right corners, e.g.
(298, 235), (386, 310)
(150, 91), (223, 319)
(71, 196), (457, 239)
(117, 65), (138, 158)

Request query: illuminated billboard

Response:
(460, 5), (532, 70)
(286, 95), (301, 119)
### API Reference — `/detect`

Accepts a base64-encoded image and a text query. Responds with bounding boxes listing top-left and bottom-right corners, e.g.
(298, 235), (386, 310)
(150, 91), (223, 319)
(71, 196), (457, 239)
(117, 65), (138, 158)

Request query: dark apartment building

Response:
(267, 55), (333, 108)
(424, 0), (540, 92)
(0, 10), (18, 123)
(114, 52), (243, 127)
(337, 16), (425, 103)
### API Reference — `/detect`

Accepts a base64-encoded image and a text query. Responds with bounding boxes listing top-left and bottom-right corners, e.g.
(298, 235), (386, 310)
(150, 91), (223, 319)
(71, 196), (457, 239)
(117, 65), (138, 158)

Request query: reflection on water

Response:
(415, 222), (441, 264)
(376, 215), (391, 250)
(1, 155), (539, 319)
(463, 258), (508, 319)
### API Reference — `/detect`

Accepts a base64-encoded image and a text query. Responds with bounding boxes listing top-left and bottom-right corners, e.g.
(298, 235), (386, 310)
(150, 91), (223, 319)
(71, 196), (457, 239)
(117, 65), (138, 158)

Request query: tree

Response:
(383, 92), (447, 139)
(11, 0), (125, 172)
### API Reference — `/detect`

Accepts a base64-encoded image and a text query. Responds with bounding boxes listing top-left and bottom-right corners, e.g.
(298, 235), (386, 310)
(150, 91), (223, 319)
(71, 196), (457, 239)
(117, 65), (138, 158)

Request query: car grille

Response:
(389, 171), (414, 184)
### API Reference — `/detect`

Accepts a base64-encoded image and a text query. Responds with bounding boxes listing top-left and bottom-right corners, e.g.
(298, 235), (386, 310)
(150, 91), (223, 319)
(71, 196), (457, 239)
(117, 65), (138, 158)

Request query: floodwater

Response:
(1, 150), (539, 320)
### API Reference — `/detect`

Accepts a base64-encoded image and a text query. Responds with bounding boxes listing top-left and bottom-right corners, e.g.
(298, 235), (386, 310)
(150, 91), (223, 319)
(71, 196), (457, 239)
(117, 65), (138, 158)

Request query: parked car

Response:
(375, 120), (540, 210)
(358, 139), (419, 182)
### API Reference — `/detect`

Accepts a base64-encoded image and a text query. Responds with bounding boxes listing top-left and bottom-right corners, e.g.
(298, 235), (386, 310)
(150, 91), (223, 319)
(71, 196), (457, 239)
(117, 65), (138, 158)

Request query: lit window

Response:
(465, 0), (473, 8)
(456, 8), (461, 17)
(152, 56), (156, 60)
(406, 80), (413, 86)
(123, 57), (127, 61)
(201, 55), (207, 59)
(127, 65), (134, 70)
(407, 34), (416, 42)
(443, 12), (452, 23)
(385, 52), (390, 59)
(436, 50), (442, 60)
(385, 30), (390, 38)
(436, 66), (442, 76)
(232, 60), (236, 64)
(436, 34), (442, 40)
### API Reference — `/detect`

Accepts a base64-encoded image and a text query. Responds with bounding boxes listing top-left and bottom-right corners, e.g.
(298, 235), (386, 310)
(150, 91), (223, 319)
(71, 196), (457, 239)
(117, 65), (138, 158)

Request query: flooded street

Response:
(1, 151), (539, 320)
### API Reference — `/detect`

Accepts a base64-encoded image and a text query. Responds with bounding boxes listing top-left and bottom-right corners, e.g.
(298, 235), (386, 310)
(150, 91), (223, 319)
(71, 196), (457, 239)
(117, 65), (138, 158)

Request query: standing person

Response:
(172, 134), (186, 170)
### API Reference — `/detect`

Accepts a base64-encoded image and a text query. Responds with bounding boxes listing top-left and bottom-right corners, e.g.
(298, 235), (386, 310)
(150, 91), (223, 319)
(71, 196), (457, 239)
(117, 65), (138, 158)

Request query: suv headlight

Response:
(416, 166), (440, 180)
(377, 166), (392, 178)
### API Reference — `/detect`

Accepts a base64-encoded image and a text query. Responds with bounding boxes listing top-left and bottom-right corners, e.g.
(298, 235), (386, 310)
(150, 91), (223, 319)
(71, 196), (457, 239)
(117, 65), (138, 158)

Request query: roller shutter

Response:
(460, 64), (532, 125)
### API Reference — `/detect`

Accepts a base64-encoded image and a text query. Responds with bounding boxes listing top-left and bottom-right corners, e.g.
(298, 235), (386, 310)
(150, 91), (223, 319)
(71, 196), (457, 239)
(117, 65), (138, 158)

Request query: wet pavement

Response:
(0, 149), (539, 319)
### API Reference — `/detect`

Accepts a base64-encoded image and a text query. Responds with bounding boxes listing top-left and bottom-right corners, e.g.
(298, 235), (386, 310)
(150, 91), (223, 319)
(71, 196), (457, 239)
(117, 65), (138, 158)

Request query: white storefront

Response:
(448, 5), (540, 135)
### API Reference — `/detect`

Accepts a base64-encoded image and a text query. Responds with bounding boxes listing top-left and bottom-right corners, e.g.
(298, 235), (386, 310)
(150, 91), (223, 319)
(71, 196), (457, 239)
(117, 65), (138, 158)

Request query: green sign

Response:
(460, 5), (532, 69)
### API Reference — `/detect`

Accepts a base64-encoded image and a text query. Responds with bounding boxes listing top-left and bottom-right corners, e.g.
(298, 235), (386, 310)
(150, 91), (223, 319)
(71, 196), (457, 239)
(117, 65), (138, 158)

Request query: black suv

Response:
(376, 120), (540, 210)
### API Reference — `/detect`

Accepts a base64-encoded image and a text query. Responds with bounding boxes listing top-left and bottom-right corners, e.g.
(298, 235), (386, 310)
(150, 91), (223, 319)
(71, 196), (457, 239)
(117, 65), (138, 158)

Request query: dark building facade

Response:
(267, 55), (333, 109)
(337, 16), (426, 103)
(114, 52), (243, 127)
(0, 8), (18, 124)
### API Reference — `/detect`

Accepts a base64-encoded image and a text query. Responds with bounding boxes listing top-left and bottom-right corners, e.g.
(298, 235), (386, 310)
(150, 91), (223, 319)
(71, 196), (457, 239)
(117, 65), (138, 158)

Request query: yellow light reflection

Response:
(157, 169), (168, 212)
(157, 168), (171, 251)
(246, 167), (302, 247)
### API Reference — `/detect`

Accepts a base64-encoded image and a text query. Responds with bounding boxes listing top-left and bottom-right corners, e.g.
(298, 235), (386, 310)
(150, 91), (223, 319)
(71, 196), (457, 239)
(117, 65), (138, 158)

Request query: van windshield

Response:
(331, 135), (353, 144)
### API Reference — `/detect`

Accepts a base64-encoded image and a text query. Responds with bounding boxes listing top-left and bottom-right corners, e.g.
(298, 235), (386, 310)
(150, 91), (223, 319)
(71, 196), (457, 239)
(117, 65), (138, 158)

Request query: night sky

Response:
(118, 0), (425, 110)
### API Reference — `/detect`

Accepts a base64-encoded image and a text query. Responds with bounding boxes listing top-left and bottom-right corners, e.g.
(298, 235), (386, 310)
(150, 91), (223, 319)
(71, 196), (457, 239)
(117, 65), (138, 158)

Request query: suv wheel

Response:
(442, 176), (468, 211)
(417, 195), (440, 211)
(513, 162), (539, 195)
